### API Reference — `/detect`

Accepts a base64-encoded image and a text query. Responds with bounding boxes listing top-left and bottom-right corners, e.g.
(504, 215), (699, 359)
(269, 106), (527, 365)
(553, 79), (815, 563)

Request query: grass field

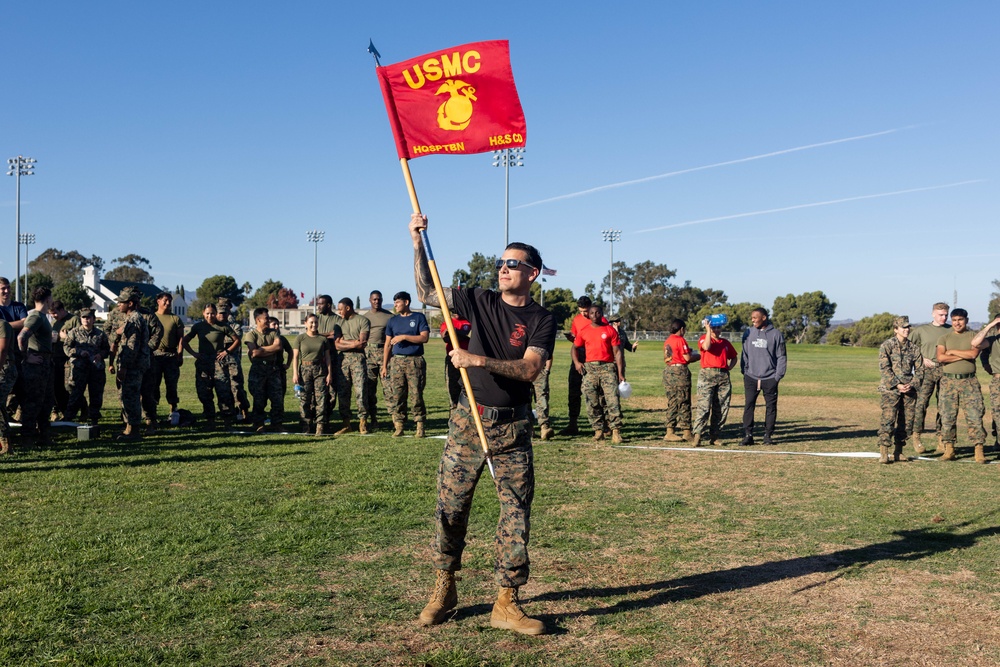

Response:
(3, 341), (999, 666)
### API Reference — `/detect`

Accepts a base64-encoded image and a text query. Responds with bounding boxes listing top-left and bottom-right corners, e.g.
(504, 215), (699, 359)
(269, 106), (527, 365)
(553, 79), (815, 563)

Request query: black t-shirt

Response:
(453, 287), (556, 407)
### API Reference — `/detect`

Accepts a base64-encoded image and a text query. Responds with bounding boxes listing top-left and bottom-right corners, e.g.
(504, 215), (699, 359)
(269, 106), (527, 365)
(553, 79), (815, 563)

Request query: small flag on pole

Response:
(374, 40), (527, 160)
(542, 265), (557, 277)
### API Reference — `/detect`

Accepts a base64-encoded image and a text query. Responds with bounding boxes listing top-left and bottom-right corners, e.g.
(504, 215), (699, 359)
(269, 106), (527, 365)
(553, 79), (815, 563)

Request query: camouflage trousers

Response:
(248, 362), (283, 428)
(116, 365), (144, 427)
(531, 367), (550, 429)
(915, 364), (944, 434)
(990, 374), (1000, 444)
(432, 401), (535, 588)
(150, 353), (181, 409)
(692, 368), (732, 438)
(217, 355), (249, 414)
(0, 361), (18, 442)
(386, 355), (426, 425)
(567, 363), (583, 425)
(877, 387), (917, 446)
(582, 361), (622, 431)
(195, 361), (232, 419)
(20, 356), (54, 436)
(938, 376), (986, 446)
(66, 360), (106, 423)
(662, 365), (692, 430)
(297, 362), (329, 424)
(337, 352), (369, 422)
(364, 345), (388, 422)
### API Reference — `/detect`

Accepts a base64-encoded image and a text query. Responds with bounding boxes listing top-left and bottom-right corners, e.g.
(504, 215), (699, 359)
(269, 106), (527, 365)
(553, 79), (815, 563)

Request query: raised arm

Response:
(409, 213), (454, 310)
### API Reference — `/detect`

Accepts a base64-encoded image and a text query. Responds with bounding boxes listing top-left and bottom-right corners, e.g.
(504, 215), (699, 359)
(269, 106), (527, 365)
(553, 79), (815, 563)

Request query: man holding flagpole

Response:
(409, 213), (555, 636)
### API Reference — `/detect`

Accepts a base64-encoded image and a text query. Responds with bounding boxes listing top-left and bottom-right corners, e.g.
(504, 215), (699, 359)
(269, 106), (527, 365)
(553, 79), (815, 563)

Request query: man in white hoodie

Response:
(740, 307), (787, 445)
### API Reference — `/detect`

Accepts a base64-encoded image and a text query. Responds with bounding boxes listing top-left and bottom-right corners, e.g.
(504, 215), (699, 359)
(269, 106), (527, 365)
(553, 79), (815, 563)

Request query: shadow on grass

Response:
(521, 517), (1000, 632)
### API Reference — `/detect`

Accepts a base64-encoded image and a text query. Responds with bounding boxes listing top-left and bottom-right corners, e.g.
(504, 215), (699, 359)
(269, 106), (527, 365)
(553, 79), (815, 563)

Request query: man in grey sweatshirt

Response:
(740, 307), (787, 445)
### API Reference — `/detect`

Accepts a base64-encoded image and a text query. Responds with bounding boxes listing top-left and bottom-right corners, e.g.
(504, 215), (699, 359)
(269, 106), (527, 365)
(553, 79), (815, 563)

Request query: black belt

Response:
(458, 394), (530, 423)
(943, 372), (976, 379)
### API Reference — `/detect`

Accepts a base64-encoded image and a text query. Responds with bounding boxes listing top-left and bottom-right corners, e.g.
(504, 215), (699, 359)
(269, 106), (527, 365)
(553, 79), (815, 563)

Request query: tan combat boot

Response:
(415, 422), (425, 438)
(540, 426), (554, 441)
(682, 429), (693, 441)
(302, 420), (313, 435)
(334, 420), (352, 436)
(0, 435), (9, 455)
(941, 442), (956, 461)
(879, 445), (890, 464)
(974, 444), (986, 464)
(490, 586), (545, 635)
(117, 424), (141, 442)
(611, 429), (623, 444)
(691, 434), (702, 447)
(593, 430), (605, 442)
(663, 427), (684, 442)
(912, 432), (925, 454)
(893, 444), (908, 462)
(392, 421), (405, 437)
(315, 422), (325, 436)
(418, 570), (457, 626)
(358, 417), (369, 435)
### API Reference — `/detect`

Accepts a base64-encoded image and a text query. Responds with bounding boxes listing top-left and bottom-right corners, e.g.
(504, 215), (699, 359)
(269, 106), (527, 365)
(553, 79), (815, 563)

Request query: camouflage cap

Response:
(79, 307), (95, 317)
(893, 316), (911, 329)
(608, 314), (622, 323)
(116, 286), (141, 303)
(217, 297), (232, 312)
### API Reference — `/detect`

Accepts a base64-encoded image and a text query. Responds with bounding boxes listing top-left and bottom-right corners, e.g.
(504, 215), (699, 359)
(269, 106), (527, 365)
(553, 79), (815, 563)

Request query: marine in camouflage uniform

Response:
(18, 288), (55, 443)
(691, 323), (739, 445)
(572, 305), (625, 440)
(63, 309), (110, 424)
(0, 319), (18, 453)
(244, 312), (284, 431)
(182, 304), (237, 424)
(662, 321), (694, 437)
(909, 303), (950, 445)
(106, 298), (163, 426)
(876, 317), (924, 461)
(936, 309), (986, 461)
(362, 292), (393, 426)
(216, 299), (250, 420)
(971, 315), (1000, 452)
(112, 288), (151, 437)
(333, 300), (370, 431)
(531, 361), (552, 439)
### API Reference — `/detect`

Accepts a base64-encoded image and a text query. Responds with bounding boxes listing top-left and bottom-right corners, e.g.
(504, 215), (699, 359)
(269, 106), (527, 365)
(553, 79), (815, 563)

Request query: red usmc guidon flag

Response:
(375, 40), (527, 159)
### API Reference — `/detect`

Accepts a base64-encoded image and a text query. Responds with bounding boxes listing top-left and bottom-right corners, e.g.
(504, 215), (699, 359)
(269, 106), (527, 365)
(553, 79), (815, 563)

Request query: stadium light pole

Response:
(306, 230), (325, 313)
(19, 233), (35, 297)
(492, 147), (524, 247)
(6, 155), (37, 303)
(601, 229), (621, 315)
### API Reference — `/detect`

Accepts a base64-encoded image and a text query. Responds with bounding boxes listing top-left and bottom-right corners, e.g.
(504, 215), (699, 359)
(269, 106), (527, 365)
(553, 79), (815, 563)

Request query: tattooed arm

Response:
(409, 213), (454, 310)
(450, 345), (548, 383)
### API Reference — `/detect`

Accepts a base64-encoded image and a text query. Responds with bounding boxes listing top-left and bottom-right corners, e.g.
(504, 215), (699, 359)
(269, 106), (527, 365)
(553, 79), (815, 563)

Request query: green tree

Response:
(52, 281), (92, 312)
(244, 279), (284, 313)
(989, 279), (1000, 319)
(686, 301), (764, 334)
(190, 275), (243, 316)
(105, 254), (154, 284)
(28, 248), (103, 285)
(23, 272), (54, 296)
(599, 260), (726, 331)
(530, 284), (576, 330)
(825, 312), (898, 348)
(452, 253), (498, 290)
(771, 291), (837, 344)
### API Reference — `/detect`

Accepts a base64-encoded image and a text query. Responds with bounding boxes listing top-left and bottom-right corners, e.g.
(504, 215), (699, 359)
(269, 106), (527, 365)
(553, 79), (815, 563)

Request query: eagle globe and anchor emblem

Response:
(435, 79), (477, 131)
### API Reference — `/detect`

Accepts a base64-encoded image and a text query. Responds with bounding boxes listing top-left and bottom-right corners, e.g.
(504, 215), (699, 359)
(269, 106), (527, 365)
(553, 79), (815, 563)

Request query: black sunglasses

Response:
(495, 258), (536, 271)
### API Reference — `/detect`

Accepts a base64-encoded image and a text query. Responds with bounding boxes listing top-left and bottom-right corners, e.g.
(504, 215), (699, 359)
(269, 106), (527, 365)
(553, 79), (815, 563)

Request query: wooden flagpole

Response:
(399, 157), (497, 479)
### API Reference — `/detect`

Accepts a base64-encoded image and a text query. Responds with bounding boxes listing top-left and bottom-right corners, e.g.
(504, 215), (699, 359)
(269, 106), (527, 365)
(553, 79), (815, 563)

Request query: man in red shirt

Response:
(663, 319), (698, 441)
(441, 313), (472, 409)
(559, 296), (592, 435)
(692, 318), (738, 446)
(572, 304), (625, 443)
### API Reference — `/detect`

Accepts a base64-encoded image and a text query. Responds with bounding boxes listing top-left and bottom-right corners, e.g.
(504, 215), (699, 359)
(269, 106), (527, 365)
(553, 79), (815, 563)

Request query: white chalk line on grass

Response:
(612, 445), (955, 463)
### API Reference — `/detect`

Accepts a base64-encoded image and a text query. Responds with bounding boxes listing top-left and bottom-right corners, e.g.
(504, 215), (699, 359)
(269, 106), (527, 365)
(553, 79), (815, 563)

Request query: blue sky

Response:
(3, 1), (997, 321)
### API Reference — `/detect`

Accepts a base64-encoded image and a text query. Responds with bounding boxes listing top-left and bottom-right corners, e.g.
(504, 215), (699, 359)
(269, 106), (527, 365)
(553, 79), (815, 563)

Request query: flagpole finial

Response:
(367, 39), (382, 66)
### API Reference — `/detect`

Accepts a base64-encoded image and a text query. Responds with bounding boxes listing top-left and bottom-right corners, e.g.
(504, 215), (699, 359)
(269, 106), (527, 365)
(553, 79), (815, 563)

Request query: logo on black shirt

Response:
(509, 323), (527, 347)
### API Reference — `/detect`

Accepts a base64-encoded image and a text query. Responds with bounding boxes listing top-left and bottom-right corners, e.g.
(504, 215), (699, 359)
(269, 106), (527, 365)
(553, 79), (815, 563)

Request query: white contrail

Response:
(634, 180), (986, 234)
(514, 126), (920, 209)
